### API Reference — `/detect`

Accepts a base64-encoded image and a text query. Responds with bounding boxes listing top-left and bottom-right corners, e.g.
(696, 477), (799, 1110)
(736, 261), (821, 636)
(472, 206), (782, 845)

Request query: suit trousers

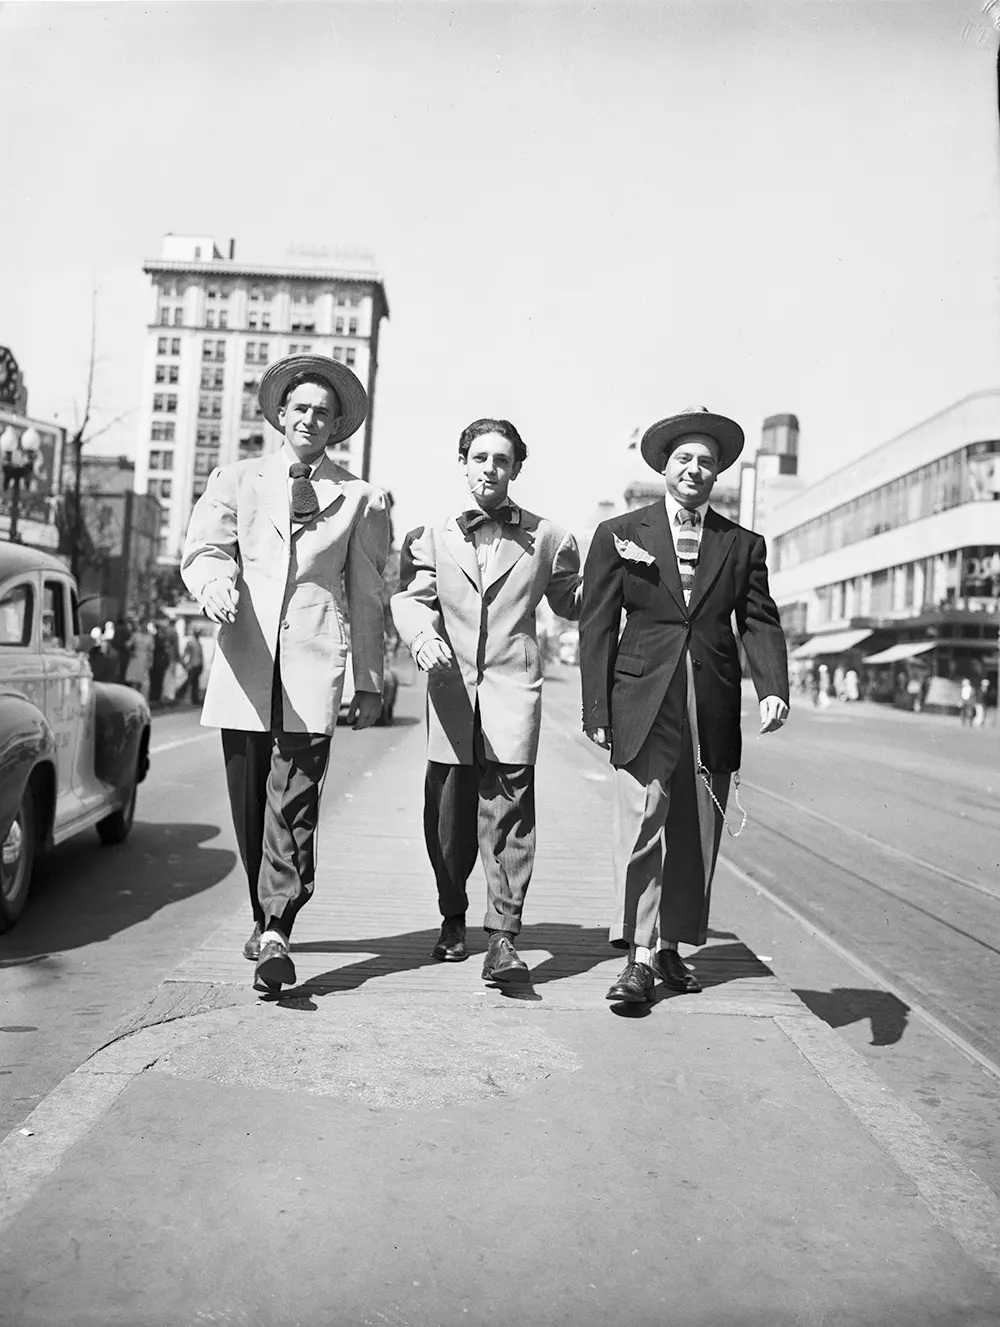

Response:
(610, 658), (730, 949)
(221, 656), (331, 937)
(423, 709), (535, 935)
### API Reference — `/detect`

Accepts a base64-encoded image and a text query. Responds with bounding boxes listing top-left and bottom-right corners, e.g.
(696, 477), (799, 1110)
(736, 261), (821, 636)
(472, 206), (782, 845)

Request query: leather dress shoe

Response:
(605, 960), (655, 1003)
(481, 934), (530, 984)
(432, 916), (468, 962)
(243, 922), (262, 962)
(652, 949), (702, 993)
(254, 934), (296, 991)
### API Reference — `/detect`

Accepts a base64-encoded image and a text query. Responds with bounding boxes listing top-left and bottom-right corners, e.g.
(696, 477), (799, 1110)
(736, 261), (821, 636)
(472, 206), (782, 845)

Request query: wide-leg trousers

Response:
(422, 712), (535, 935)
(220, 657), (331, 938)
(610, 658), (730, 949)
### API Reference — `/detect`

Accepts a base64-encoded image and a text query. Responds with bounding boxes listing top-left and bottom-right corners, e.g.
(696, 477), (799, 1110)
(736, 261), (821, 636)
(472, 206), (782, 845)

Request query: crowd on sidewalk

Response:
(86, 616), (207, 707)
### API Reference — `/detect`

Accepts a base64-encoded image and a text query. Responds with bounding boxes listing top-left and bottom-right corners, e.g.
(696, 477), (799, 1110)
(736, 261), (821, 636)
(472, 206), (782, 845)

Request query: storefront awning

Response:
(861, 641), (938, 665)
(789, 629), (872, 659)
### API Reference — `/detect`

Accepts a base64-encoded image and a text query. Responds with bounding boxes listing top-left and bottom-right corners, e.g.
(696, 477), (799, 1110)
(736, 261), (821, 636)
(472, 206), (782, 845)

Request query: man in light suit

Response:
(579, 406), (789, 1004)
(391, 419), (582, 983)
(182, 354), (389, 993)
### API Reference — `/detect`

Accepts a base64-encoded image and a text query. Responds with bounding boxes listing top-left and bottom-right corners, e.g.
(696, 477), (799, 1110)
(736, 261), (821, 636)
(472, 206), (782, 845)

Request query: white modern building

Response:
(134, 235), (390, 564)
(767, 390), (1000, 703)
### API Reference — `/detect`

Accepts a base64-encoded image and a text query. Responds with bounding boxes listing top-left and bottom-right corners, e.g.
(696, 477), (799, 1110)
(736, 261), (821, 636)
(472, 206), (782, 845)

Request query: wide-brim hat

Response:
(258, 354), (368, 446)
(640, 405), (744, 474)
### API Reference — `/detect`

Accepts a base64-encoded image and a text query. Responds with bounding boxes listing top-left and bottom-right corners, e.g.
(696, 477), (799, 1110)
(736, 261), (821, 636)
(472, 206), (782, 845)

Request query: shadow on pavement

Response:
(0, 822), (235, 964)
(793, 987), (911, 1046)
(281, 921), (766, 1006)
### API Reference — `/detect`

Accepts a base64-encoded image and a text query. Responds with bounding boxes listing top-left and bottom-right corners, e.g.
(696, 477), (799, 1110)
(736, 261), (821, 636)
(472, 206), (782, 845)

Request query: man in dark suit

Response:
(579, 406), (789, 1004)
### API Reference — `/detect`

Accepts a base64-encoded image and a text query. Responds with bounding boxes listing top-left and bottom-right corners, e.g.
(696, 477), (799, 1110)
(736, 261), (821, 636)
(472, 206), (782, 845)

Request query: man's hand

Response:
(759, 696), (789, 734)
(415, 639), (454, 673)
(201, 580), (239, 625)
(584, 725), (611, 749)
(347, 691), (382, 730)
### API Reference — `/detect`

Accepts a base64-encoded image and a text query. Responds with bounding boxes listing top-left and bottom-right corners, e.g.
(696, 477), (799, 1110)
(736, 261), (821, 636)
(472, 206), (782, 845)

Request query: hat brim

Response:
(640, 411), (744, 474)
(258, 354), (368, 446)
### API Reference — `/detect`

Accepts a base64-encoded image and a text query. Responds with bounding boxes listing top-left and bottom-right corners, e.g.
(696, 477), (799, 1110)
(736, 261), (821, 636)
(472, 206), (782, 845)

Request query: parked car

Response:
(337, 652), (399, 726)
(0, 546), (151, 932)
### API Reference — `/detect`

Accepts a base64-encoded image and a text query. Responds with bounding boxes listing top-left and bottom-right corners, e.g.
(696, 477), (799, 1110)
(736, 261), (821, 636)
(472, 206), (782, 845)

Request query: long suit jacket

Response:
(181, 449), (389, 735)
(391, 509), (582, 765)
(579, 502), (788, 772)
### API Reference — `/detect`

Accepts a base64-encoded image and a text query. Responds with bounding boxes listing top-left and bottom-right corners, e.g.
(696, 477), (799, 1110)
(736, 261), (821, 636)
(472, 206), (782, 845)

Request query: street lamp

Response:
(1, 424), (40, 544)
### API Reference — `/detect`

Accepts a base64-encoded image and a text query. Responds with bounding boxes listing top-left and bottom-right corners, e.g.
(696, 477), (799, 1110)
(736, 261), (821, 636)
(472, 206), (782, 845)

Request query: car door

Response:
(41, 576), (87, 818)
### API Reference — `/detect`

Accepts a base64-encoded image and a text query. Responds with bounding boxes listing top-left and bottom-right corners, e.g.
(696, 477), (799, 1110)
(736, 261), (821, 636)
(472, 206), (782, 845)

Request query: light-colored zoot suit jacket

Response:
(181, 449), (389, 736)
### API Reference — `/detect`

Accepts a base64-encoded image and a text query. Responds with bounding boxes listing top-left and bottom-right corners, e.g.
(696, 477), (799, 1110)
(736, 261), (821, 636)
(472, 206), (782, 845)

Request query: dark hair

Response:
(457, 418), (528, 465)
(279, 372), (341, 413)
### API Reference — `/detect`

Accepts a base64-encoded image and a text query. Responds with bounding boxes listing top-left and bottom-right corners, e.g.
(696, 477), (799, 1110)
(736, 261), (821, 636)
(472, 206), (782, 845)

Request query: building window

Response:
(148, 450), (171, 470)
(257, 343), (269, 364)
(171, 337), (181, 355)
(219, 310), (228, 329)
(172, 308), (184, 326)
(157, 336), (168, 354)
(335, 317), (344, 334)
(345, 348), (356, 367)
(332, 346), (344, 362)
(348, 318), (357, 336)
(168, 366), (179, 384)
(196, 426), (221, 446)
(191, 479), (208, 501)
(166, 394), (177, 412)
(248, 315), (259, 331)
(249, 287), (260, 302)
(151, 422), (176, 442)
(159, 309), (170, 326)
(206, 310), (216, 328)
(262, 313), (271, 330)
(153, 393), (165, 412)
(155, 365), (167, 383)
(149, 478), (173, 500)
(348, 293), (360, 307)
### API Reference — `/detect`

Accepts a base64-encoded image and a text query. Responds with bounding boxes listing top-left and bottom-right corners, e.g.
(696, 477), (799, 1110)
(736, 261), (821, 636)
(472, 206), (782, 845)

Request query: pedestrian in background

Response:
(580, 406), (789, 1005)
(150, 623), (169, 704)
(124, 622), (154, 699)
(182, 353), (388, 994)
(960, 676), (976, 726)
(178, 629), (204, 704)
(391, 418), (582, 984)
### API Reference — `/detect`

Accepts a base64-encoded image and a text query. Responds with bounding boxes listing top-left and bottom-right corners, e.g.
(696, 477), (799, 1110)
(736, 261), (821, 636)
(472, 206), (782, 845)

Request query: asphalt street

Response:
(0, 685), (423, 1140)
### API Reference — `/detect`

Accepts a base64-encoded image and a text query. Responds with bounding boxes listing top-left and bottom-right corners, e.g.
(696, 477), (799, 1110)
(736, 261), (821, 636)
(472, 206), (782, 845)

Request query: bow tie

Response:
(675, 508), (701, 528)
(456, 504), (520, 537)
(289, 462), (320, 523)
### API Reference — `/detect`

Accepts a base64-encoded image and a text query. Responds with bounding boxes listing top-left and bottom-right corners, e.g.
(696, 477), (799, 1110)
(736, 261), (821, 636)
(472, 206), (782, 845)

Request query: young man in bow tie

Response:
(391, 418), (582, 983)
(579, 407), (789, 1005)
(182, 354), (389, 992)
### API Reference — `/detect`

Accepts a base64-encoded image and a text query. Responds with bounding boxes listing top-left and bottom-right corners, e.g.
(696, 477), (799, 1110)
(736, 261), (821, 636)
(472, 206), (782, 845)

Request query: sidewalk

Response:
(1, 683), (999, 1326)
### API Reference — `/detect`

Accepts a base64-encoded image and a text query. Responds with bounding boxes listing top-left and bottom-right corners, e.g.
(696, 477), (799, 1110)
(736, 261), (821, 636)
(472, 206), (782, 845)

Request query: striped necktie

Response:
(675, 508), (701, 601)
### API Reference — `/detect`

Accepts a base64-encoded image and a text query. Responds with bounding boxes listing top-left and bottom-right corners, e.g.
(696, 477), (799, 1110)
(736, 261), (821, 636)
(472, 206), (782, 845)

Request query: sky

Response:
(1, 0), (998, 540)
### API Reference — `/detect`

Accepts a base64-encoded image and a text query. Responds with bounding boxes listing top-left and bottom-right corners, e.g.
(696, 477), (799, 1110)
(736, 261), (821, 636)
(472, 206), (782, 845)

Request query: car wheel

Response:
(97, 760), (139, 846)
(0, 788), (36, 932)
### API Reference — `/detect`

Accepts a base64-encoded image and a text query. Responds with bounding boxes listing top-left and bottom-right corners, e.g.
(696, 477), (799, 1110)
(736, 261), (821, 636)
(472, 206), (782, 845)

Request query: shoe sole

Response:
(243, 947), (260, 962)
(255, 954), (296, 988)
(483, 965), (531, 985)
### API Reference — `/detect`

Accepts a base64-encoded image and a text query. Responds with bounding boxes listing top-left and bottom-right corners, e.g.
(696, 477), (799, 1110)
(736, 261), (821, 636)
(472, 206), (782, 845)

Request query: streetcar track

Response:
(750, 814), (1000, 959)
(743, 778), (1000, 903)
(719, 856), (1000, 1084)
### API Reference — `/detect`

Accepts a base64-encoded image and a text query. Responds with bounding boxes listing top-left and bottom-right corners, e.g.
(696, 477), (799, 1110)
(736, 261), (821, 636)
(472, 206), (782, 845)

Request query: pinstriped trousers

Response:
(423, 709), (535, 934)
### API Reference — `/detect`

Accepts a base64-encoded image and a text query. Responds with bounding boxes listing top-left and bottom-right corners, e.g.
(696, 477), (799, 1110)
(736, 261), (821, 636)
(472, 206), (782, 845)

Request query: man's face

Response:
(663, 433), (720, 507)
(461, 432), (520, 509)
(278, 381), (340, 464)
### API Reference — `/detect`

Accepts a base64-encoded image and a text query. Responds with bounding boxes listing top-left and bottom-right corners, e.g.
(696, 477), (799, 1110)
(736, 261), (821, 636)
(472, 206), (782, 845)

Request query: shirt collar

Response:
(282, 443), (325, 478)
(663, 490), (710, 525)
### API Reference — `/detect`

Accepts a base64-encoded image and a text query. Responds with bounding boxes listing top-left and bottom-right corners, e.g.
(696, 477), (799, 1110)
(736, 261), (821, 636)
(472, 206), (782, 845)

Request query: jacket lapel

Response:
(310, 453), (346, 522)
(688, 508), (736, 615)
(638, 504), (686, 614)
(482, 525), (531, 594)
(441, 516), (482, 593)
(258, 450), (290, 544)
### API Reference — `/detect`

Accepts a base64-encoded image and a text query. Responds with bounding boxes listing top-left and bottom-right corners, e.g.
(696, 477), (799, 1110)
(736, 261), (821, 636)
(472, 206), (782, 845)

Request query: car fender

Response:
(94, 683), (151, 792)
(0, 692), (56, 846)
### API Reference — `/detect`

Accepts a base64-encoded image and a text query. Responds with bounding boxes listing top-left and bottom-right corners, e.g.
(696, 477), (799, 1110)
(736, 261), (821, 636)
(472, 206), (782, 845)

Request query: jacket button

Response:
(281, 621), (289, 630)
(693, 658), (702, 670)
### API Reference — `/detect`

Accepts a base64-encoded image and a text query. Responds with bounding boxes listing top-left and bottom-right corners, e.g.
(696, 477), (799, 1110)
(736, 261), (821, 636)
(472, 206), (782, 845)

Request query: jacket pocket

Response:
(614, 653), (645, 677)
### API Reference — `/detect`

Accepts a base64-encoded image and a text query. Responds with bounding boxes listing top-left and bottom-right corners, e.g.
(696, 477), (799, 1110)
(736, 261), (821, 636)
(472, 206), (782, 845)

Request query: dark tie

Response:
(675, 508), (701, 600)
(289, 463), (319, 523)
(456, 504), (520, 537)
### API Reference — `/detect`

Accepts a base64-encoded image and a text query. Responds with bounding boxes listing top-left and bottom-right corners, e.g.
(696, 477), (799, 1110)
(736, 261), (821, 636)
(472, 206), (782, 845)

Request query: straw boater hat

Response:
(640, 405), (745, 475)
(257, 354), (368, 446)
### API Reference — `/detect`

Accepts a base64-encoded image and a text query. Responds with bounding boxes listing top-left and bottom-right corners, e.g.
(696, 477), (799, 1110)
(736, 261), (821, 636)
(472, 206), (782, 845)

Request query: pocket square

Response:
(613, 535), (656, 566)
